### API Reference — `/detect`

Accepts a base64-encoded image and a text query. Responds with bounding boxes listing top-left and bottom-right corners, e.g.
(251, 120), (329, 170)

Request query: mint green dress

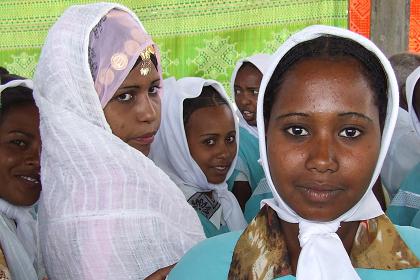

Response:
(227, 127), (272, 222)
(387, 163), (420, 228)
(169, 226), (420, 280)
(196, 211), (230, 238)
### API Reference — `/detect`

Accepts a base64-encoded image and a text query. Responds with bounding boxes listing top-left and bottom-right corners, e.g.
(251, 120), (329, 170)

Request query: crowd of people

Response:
(0, 2), (419, 280)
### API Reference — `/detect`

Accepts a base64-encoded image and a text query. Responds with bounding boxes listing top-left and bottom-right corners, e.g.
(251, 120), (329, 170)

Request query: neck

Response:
(280, 219), (359, 275)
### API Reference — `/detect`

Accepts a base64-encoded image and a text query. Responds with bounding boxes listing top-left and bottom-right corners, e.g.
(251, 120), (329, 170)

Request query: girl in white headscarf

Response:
(167, 25), (420, 280)
(228, 54), (273, 222)
(387, 66), (420, 228)
(380, 53), (420, 200)
(151, 77), (247, 237)
(33, 3), (204, 279)
(0, 68), (45, 279)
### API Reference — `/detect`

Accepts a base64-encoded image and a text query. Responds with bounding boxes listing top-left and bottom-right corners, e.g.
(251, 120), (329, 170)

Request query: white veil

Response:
(33, 3), (204, 279)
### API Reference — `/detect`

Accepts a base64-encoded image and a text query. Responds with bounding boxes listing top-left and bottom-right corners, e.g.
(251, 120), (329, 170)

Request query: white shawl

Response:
(33, 3), (204, 279)
(151, 77), (247, 231)
(256, 25), (398, 280)
(230, 54), (272, 138)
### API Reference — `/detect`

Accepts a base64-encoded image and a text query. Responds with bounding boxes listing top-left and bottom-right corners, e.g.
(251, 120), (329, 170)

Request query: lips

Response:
(212, 165), (230, 175)
(241, 110), (255, 121)
(16, 174), (41, 187)
(130, 131), (156, 145)
(297, 183), (343, 203)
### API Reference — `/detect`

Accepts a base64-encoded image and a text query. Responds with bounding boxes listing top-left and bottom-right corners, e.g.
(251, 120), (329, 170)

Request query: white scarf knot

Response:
(297, 220), (360, 280)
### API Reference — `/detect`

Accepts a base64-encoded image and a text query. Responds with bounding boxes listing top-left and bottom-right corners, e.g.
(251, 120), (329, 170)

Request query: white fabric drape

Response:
(151, 77), (247, 231)
(406, 66), (420, 137)
(33, 3), (204, 279)
(256, 25), (398, 280)
(230, 54), (272, 138)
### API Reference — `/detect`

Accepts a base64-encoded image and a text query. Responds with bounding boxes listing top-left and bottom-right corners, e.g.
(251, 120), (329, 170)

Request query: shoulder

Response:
(168, 231), (242, 280)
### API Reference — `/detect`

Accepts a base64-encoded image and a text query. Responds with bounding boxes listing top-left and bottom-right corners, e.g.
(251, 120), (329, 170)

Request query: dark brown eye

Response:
(339, 128), (361, 138)
(286, 126), (308, 136)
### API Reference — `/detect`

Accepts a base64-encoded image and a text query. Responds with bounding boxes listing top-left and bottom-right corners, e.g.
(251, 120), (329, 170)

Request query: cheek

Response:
(250, 95), (258, 107)
(340, 143), (380, 189)
(267, 136), (304, 185)
(104, 107), (127, 135)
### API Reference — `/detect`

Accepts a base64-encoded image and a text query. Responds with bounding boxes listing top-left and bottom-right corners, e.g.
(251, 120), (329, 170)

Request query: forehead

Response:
(121, 62), (160, 86)
(272, 57), (377, 113)
(186, 105), (235, 133)
(0, 103), (40, 132)
(235, 63), (262, 81)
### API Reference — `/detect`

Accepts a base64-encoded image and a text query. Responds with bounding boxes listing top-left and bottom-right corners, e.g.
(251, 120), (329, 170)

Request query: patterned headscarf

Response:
(87, 9), (162, 108)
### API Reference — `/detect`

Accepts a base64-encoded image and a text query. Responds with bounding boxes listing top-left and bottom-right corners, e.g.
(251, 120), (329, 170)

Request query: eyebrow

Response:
(338, 112), (373, 122)
(117, 79), (161, 91)
(275, 112), (373, 122)
(275, 112), (309, 120)
(199, 130), (236, 137)
(8, 130), (34, 137)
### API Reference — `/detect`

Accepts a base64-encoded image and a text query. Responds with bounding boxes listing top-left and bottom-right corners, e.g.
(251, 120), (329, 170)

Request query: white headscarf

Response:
(256, 25), (398, 280)
(231, 54), (272, 138)
(0, 79), (44, 280)
(33, 3), (204, 279)
(406, 66), (420, 137)
(152, 77), (247, 231)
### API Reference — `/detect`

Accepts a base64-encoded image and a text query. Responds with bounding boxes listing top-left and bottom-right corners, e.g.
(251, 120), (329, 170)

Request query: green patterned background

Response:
(0, 0), (348, 94)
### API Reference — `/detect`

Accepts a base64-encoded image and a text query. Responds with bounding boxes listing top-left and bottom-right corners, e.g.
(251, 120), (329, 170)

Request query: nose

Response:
(216, 142), (234, 161)
(236, 92), (251, 107)
(305, 133), (338, 173)
(135, 93), (159, 123)
(25, 142), (41, 169)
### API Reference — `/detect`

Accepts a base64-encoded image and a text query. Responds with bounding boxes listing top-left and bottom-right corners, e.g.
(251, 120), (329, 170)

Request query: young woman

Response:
(33, 3), (204, 279)
(168, 25), (420, 280)
(0, 68), (45, 279)
(387, 66), (420, 228)
(228, 54), (273, 222)
(152, 77), (247, 237)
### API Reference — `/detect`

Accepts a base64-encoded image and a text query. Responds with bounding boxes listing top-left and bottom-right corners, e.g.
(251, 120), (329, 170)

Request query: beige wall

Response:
(370, 0), (411, 57)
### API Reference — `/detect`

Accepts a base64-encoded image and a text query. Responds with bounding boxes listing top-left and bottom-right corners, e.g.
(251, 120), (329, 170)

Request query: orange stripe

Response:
(349, 0), (371, 38)
(409, 0), (420, 52)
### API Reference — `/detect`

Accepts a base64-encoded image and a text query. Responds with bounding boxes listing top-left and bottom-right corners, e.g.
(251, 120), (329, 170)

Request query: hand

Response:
(145, 264), (176, 280)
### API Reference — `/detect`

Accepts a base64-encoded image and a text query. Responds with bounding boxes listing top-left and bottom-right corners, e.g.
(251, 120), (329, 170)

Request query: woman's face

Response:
(0, 103), (41, 206)
(234, 64), (263, 127)
(266, 57), (381, 222)
(185, 104), (237, 184)
(104, 63), (161, 156)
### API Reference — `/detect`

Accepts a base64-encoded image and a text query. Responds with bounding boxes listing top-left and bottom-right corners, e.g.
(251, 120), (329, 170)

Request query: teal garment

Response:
(196, 210), (229, 238)
(228, 127), (265, 192)
(243, 187), (273, 223)
(227, 127), (272, 222)
(387, 163), (420, 228)
(168, 226), (420, 280)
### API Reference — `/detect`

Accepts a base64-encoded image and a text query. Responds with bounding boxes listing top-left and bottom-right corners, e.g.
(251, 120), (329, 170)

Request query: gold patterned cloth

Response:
(228, 205), (420, 280)
(0, 247), (11, 280)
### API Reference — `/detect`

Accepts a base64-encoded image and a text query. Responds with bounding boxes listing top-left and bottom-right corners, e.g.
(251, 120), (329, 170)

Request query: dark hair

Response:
(0, 67), (35, 121)
(238, 62), (261, 74)
(183, 85), (229, 126)
(389, 52), (420, 92)
(388, 52), (420, 110)
(264, 36), (388, 131)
